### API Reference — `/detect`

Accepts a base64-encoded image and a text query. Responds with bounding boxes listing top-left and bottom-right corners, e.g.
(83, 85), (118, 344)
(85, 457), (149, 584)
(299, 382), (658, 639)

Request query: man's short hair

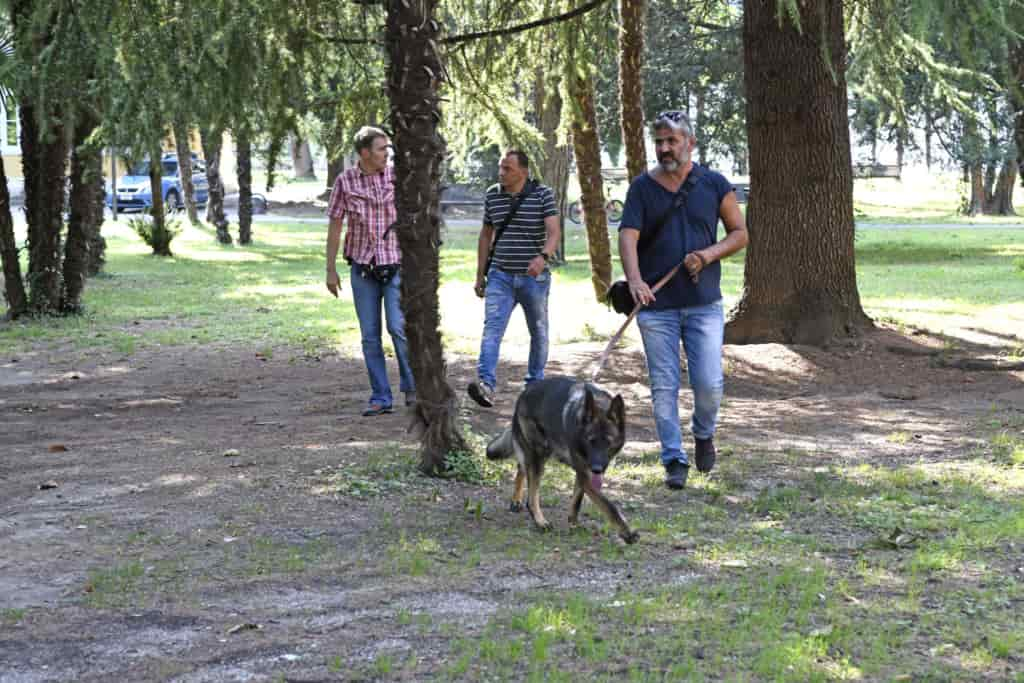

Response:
(503, 149), (530, 170)
(652, 110), (694, 137)
(354, 126), (388, 154)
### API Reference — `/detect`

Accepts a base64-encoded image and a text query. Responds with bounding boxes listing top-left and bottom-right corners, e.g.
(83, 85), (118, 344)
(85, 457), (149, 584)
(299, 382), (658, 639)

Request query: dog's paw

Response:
(509, 500), (524, 513)
(534, 520), (552, 533)
(621, 529), (640, 545)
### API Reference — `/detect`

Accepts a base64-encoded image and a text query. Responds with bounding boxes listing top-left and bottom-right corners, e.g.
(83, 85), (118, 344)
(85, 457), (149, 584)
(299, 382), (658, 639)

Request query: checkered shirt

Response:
(327, 165), (400, 266)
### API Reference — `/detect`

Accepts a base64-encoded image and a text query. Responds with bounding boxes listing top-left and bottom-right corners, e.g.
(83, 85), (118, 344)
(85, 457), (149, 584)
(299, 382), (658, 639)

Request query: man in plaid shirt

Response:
(325, 126), (415, 416)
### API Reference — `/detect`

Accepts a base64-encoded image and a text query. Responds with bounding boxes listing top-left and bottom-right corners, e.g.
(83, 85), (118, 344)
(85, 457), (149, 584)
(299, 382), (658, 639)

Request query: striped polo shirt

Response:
(484, 181), (558, 274)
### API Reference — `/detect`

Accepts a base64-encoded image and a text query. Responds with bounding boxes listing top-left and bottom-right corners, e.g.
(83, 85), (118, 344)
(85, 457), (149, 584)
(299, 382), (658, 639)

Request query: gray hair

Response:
(652, 110), (694, 137)
(353, 126), (389, 154)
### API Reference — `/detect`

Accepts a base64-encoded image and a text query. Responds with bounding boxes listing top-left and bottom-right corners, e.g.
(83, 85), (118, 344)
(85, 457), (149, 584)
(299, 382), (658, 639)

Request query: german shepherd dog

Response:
(486, 377), (638, 544)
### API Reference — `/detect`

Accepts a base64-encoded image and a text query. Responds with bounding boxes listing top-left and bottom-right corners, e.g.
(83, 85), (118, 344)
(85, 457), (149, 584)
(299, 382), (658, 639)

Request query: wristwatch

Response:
(540, 252), (550, 262)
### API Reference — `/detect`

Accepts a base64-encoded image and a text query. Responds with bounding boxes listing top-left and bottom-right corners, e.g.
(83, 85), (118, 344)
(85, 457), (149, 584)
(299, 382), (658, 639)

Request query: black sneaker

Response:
(467, 381), (494, 408)
(664, 460), (689, 489)
(362, 402), (394, 417)
(694, 437), (716, 474)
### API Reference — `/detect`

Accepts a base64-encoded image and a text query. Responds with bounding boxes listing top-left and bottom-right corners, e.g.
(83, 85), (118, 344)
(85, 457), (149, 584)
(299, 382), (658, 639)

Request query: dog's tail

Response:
(486, 427), (515, 460)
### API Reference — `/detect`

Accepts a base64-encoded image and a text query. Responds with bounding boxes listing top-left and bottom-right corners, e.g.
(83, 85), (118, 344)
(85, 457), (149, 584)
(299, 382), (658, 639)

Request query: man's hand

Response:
(684, 250), (707, 284)
(474, 278), (486, 298)
(526, 254), (546, 277)
(628, 276), (654, 306)
(326, 269), (341, 297)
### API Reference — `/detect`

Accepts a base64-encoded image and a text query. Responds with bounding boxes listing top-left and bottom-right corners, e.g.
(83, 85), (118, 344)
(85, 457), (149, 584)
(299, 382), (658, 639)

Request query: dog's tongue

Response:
(590, 473), (604, 491)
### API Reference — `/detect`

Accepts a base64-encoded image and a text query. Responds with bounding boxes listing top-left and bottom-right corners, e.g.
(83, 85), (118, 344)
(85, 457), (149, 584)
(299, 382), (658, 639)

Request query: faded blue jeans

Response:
(636, 300), (725, 467)
(477, 267), (551, 390)
(349, 263), (415, 408)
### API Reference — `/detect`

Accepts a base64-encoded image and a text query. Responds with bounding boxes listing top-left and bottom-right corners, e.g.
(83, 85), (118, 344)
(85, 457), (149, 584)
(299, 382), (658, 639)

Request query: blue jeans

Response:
(477, 267), (551, 390)
(636, 300), (724, 466)
(349, 263), (415, 407)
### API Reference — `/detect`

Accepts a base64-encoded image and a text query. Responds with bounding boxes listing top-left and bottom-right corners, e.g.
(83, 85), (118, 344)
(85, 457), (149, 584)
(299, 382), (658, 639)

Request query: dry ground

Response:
(1, 319), (1023, 681)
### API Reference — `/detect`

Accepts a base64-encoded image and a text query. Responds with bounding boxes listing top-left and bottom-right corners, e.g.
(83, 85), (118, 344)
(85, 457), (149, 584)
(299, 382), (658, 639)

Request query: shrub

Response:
(127, 208), (181, 256)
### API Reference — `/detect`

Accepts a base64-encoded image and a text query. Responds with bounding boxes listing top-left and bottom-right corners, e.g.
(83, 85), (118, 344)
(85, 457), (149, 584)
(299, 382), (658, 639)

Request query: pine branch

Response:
(442, 0), (612, 45)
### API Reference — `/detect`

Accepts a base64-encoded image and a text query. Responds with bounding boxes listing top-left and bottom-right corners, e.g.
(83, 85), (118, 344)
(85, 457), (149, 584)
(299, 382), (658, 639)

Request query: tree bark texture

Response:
(19, 101), (67, 316)
(386, 0), (466, 474)
(988, 159), (1016, 215)
(200, 127), (231, 244)
(618, 0), (647, 181)
(290, 137), (317, 180)
(0, 149), (27, 319)
(965, 163), (984, 216)
(63, 113), (102, 312)
(533, 66), (570, 261)
(86, 157), (107, 277)
(728, 0), (871, 346)
(237, 127), (253, 245)
(327, 156), (344, 191)
(568, 69), (613, 301)
(173, 118), (200, 225)
(148, 143), (173, 256)
(1012, 41), (1024, 189)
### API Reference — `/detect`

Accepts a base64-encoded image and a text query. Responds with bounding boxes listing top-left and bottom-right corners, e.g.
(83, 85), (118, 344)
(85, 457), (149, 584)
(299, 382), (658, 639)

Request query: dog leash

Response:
(590, 259), (695, 383)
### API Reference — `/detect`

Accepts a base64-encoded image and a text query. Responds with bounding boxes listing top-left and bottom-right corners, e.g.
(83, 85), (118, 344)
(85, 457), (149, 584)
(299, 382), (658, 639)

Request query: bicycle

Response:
(567, 197), (624, 225)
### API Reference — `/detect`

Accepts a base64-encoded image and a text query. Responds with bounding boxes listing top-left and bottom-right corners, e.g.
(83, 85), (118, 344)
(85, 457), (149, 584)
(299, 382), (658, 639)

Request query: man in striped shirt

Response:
(467, 149), (560, 408)
(325, 126), (415, 416)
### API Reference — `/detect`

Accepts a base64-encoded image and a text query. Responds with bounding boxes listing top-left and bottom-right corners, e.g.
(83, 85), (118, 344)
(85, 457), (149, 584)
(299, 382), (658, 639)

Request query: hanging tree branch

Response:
(320, 0), (612, 47)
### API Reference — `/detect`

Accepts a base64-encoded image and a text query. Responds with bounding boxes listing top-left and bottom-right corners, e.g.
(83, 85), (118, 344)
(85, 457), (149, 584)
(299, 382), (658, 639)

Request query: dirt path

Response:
(1, 324), (1022, 681)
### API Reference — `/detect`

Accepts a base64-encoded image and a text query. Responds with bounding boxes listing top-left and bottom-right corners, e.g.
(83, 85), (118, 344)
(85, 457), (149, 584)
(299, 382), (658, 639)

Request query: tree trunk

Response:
(327, 156), (344, 192)
(925, 110), (933, 172)
(695, 87), (706, 165)
(148, 143), (173, 256)
(0, 152), (27, 319)
(965, 163), (984, 216)
(568, 66), (613, 301)
(237, 127), (253, 245)
(1011, 41), (1024, 191)
(386, 0), (466, 474)
(728, 0), (871, 346)
(988, 158), (1016, 215)
(20, 101), (67, 316)
(618, 0), (647, 182)
(63, 113), (101, 312)
(86, 156), (107, 277)
(290, 136), (317, 180)
(534, 65), (570, 262)
(173, 117), (200, 225)
(200, 126), (231, 244)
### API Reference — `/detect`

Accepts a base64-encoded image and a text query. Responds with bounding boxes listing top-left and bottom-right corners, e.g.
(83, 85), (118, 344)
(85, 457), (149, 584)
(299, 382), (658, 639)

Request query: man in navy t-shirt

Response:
(618, 110), (748, 490)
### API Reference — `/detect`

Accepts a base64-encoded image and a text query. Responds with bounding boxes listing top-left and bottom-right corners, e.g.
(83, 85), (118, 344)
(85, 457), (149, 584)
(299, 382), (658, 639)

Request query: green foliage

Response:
(126, 209), (182, 256)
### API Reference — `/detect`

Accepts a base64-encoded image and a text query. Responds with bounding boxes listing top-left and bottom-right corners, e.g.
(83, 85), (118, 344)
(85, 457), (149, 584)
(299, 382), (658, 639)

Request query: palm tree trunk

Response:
(236, 127), (253, 245)
(173, 117), (200, 225)
(86, 156), (107, 276)
(534, 65), (570, 261)
(727, 0), (870, 346)
(200, 126), (231, 244)
(0, 151), (26, 319)
(618, 0), (647, 181)
(386, 0), (466, 474)
(63, 114), (101, 312)
(568, 64), (613, 301)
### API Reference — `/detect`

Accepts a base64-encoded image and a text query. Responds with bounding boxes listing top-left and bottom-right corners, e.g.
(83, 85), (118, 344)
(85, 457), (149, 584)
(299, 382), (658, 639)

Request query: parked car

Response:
(106, 153), (209, 213)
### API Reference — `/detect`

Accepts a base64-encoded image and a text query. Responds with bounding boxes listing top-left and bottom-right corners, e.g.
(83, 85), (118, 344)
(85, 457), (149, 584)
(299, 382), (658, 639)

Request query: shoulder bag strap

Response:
(485, 179), (539, 272)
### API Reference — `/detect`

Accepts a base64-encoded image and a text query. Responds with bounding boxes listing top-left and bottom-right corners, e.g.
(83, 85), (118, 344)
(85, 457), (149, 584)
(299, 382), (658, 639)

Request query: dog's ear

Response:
(608, 394), (625, 427)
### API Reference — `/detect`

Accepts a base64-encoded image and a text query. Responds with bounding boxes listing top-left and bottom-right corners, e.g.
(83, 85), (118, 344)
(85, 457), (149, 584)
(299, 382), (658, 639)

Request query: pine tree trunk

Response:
(63, 114), (101, 312)
(534, 66), (570, 261)
(386, 0), (466, 474)
(0, 152), (27, 319)
(173, 118), (200, 225)
(618, 0), (647, 181)
(200, 126), (231, 244)
(727, 0), (871, 346)
(988, 158), (1016, 215)
(568, 66), (613, 301)
(237, 127), (253, 245)
(1011, 41), (1024, 191)
(965, 163), (984, 216)
(290, 137), (316, 180)
(148, 143), (172, 256)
